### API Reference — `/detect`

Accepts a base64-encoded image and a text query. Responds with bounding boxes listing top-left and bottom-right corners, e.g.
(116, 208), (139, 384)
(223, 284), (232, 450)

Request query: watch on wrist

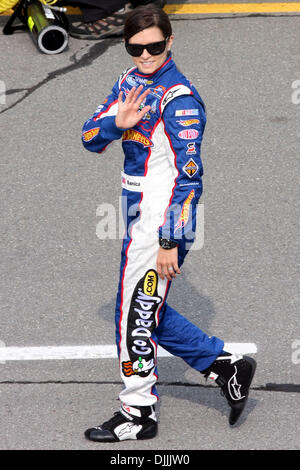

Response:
(159, 238), (178, 250)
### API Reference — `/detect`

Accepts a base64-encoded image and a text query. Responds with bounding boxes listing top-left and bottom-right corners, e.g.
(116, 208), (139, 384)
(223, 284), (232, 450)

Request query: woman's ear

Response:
(167, 34), (175, 51)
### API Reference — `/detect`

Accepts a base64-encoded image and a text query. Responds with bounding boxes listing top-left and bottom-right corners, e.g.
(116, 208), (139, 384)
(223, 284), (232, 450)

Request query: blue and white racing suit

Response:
(82, 54), (224, 407)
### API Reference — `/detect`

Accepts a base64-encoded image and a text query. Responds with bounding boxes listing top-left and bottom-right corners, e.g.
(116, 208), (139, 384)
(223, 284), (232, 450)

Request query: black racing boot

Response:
(84, 403), (157, 442)
(201, 352), (257, 425)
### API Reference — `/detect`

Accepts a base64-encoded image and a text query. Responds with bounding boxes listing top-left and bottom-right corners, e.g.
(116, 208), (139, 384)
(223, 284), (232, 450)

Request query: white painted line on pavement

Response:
(0, 343), (257, 361)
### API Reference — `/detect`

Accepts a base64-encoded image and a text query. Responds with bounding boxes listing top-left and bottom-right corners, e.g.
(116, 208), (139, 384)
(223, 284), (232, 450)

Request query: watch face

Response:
(160, 239), (172, 249)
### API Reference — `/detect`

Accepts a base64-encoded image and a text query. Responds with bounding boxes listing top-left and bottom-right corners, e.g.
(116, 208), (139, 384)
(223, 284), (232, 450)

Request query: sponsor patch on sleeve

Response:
(82, 127), (100, 142)
(183, 158), (199, 178)
(186, 142), (196, 155)
(175, 109), (199, 117)
(176, 119), (200, 127)
(174, 189), (195, 232)
(178, 129), (199, 139)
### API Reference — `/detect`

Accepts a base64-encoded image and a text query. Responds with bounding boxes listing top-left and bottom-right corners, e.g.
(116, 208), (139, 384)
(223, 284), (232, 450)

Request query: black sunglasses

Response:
(125, 38), (169, 57)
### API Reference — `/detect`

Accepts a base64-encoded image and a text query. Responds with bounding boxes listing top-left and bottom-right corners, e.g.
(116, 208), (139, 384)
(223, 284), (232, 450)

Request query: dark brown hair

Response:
(124, 4), (173, 42)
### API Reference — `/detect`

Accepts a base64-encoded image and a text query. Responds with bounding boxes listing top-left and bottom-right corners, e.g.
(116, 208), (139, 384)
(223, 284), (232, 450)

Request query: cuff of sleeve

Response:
(109, 119), (126, 140)
(159, 226), (178, 243)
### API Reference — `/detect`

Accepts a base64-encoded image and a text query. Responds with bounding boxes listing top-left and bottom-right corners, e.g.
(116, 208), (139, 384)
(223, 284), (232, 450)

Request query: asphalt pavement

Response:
(0, 2), (299, 452)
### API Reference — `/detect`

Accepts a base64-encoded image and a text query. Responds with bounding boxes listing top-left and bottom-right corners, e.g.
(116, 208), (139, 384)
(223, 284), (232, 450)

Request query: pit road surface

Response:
(0, 2), (299, 450)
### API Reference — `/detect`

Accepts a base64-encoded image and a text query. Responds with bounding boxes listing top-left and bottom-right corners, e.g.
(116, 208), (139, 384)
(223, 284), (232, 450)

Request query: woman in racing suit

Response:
(81, 4), (256, 442)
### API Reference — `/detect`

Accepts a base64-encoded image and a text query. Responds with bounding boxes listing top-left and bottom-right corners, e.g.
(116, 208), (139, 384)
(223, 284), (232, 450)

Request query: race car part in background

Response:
(2, 0), (69, 54)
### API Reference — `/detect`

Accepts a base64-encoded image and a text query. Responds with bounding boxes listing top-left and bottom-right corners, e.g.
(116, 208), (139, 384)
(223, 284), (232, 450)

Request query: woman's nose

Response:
(140, 48), (152, 60)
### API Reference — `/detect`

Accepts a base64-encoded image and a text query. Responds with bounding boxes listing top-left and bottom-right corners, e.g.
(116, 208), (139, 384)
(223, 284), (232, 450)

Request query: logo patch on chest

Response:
(122, 130), (153, 148)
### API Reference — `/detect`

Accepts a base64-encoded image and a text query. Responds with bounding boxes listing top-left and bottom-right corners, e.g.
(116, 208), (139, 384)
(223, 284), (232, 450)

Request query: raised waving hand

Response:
(115, 85), (152, 129)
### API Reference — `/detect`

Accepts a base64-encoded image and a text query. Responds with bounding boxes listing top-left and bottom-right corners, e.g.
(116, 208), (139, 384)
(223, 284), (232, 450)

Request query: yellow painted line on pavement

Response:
(1, 2), (300, 16)
(165, 2), (300, 14)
